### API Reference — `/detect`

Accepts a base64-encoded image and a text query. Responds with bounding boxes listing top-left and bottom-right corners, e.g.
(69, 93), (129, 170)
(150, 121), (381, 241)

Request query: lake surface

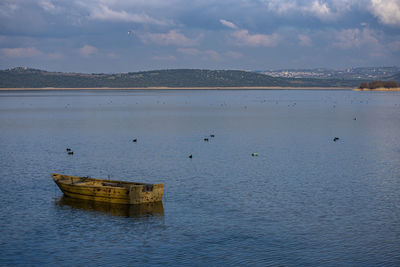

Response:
(0, 89), (399, 266)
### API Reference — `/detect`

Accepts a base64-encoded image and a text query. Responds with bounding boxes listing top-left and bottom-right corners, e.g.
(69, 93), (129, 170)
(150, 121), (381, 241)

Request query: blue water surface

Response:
(0, 89), (399, 266)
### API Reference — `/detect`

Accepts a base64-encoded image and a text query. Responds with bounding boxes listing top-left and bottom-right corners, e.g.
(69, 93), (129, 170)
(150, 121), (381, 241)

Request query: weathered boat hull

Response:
(51, 173), (164, 204)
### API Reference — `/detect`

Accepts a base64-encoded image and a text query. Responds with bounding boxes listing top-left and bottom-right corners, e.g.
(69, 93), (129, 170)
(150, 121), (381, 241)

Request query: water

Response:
(0, 89), (399, 266)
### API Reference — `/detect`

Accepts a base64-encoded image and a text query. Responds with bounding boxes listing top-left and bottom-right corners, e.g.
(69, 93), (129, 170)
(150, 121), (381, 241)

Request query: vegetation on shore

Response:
(358, 81), (399, 89)
(0, 67), (368, 88)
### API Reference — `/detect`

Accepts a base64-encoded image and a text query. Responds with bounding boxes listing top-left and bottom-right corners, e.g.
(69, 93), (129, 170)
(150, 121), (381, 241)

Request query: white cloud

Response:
(39, 0), (61, 14)
(266, 0), (298, 14)
(79, 45), (98, 57)
(86, 3), (168, 25)
(219, 17), (280, 48)
(369, 0), (400, 26)
(140, 30), (199, 46)
(1, 47), (42, 58)
(220, 19), (238, 29)
(265, 0), (356, 21)
(231, 29), (280, 47)
(310, 1), (331, 19)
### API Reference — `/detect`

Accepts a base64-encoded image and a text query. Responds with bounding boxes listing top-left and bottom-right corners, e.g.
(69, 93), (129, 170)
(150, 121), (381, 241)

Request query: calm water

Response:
(0, 89), (399, 266)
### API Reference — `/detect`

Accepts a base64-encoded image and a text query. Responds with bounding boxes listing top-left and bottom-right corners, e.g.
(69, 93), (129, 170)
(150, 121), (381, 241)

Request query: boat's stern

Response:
(129, 183), (164, 204)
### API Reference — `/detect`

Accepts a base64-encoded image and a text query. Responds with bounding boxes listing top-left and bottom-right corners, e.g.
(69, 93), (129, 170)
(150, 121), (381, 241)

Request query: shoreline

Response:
(353, 87), (400, 91)
(0, 86), (355, 91)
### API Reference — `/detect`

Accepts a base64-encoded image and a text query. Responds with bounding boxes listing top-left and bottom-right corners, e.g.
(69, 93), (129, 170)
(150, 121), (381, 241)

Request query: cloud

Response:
(0, 1), (18, 18)
(266, 0), (298, 14)
(178, 48), (201, 56)
(225, 51), (243, 59)
(1, 0), (399, 71)
(231, 29), (280, 47)
(333, 28), (379, 49)
(107, 52), (120, 59)
(178, 48), (221, 60)
(152, 55), (177, 61)
(298, 34), (312, 46)
(369, 0), (400, 26)
(388, 40), (400, 51)
(39, 0), (61, 14)
(47, 52), (63, 60)
(204, 50), (221, 60)
(220, 19), (238, 29)
(265, 0), (353, 21)
(1, 47), (42, 58)
(86, 4), (168, 25)
(139, 30), (199, 46)
(219, 18), (279, 48)
(1, 47), (64, 60)
(310, 1), (331, 20)
(79, 45), (98, 57)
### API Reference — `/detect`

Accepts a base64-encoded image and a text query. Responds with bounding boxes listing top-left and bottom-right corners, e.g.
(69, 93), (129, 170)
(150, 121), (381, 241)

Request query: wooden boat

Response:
(51, 173), (164, 204)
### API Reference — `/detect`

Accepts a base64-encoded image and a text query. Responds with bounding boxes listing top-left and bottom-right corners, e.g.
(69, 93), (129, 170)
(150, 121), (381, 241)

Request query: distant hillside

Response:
(0, 67), (362, 88)
(259, 66), (400, 80)
(387, 73), (400, 83)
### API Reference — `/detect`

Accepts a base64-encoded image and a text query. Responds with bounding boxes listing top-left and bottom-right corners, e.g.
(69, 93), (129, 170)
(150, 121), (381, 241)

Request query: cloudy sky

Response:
(0, 0), (399, 73)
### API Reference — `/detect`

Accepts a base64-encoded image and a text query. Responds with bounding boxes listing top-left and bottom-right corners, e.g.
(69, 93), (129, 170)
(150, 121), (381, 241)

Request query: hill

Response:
(0, 67), (362, 88)
(387, 72), (400, 83)
(259, 66), (400, 80)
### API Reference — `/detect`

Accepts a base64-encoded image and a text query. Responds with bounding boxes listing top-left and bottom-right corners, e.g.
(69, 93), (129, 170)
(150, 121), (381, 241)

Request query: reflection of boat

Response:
(51, 173), (164, 204)
(55, 196), (164, 218)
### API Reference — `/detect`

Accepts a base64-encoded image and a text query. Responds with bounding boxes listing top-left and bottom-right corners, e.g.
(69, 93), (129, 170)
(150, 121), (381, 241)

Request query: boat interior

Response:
(52, 173), (150, 188)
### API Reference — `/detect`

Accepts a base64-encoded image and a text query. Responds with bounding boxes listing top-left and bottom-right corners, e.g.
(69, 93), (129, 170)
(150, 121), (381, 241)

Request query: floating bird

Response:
(66, 148), (71, 151)
(132, 139), (137, 142)
(189, 154), (193, 159)
(204, 138), (209, 142)
(68, 151), (74, 155)
(210, 134), (215, 138)
(353, 117), (357, 120)
(252, 153), (258, 157)
(333, 137), (339, 142)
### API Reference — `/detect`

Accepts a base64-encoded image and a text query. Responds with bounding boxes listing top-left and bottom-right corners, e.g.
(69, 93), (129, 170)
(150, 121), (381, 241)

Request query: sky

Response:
(0, 0), (399, 73)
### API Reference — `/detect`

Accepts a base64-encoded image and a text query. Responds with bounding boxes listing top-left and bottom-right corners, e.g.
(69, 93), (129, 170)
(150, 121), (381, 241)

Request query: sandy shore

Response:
(353, 87), (400, 91)
(0, 86), (354, 91)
